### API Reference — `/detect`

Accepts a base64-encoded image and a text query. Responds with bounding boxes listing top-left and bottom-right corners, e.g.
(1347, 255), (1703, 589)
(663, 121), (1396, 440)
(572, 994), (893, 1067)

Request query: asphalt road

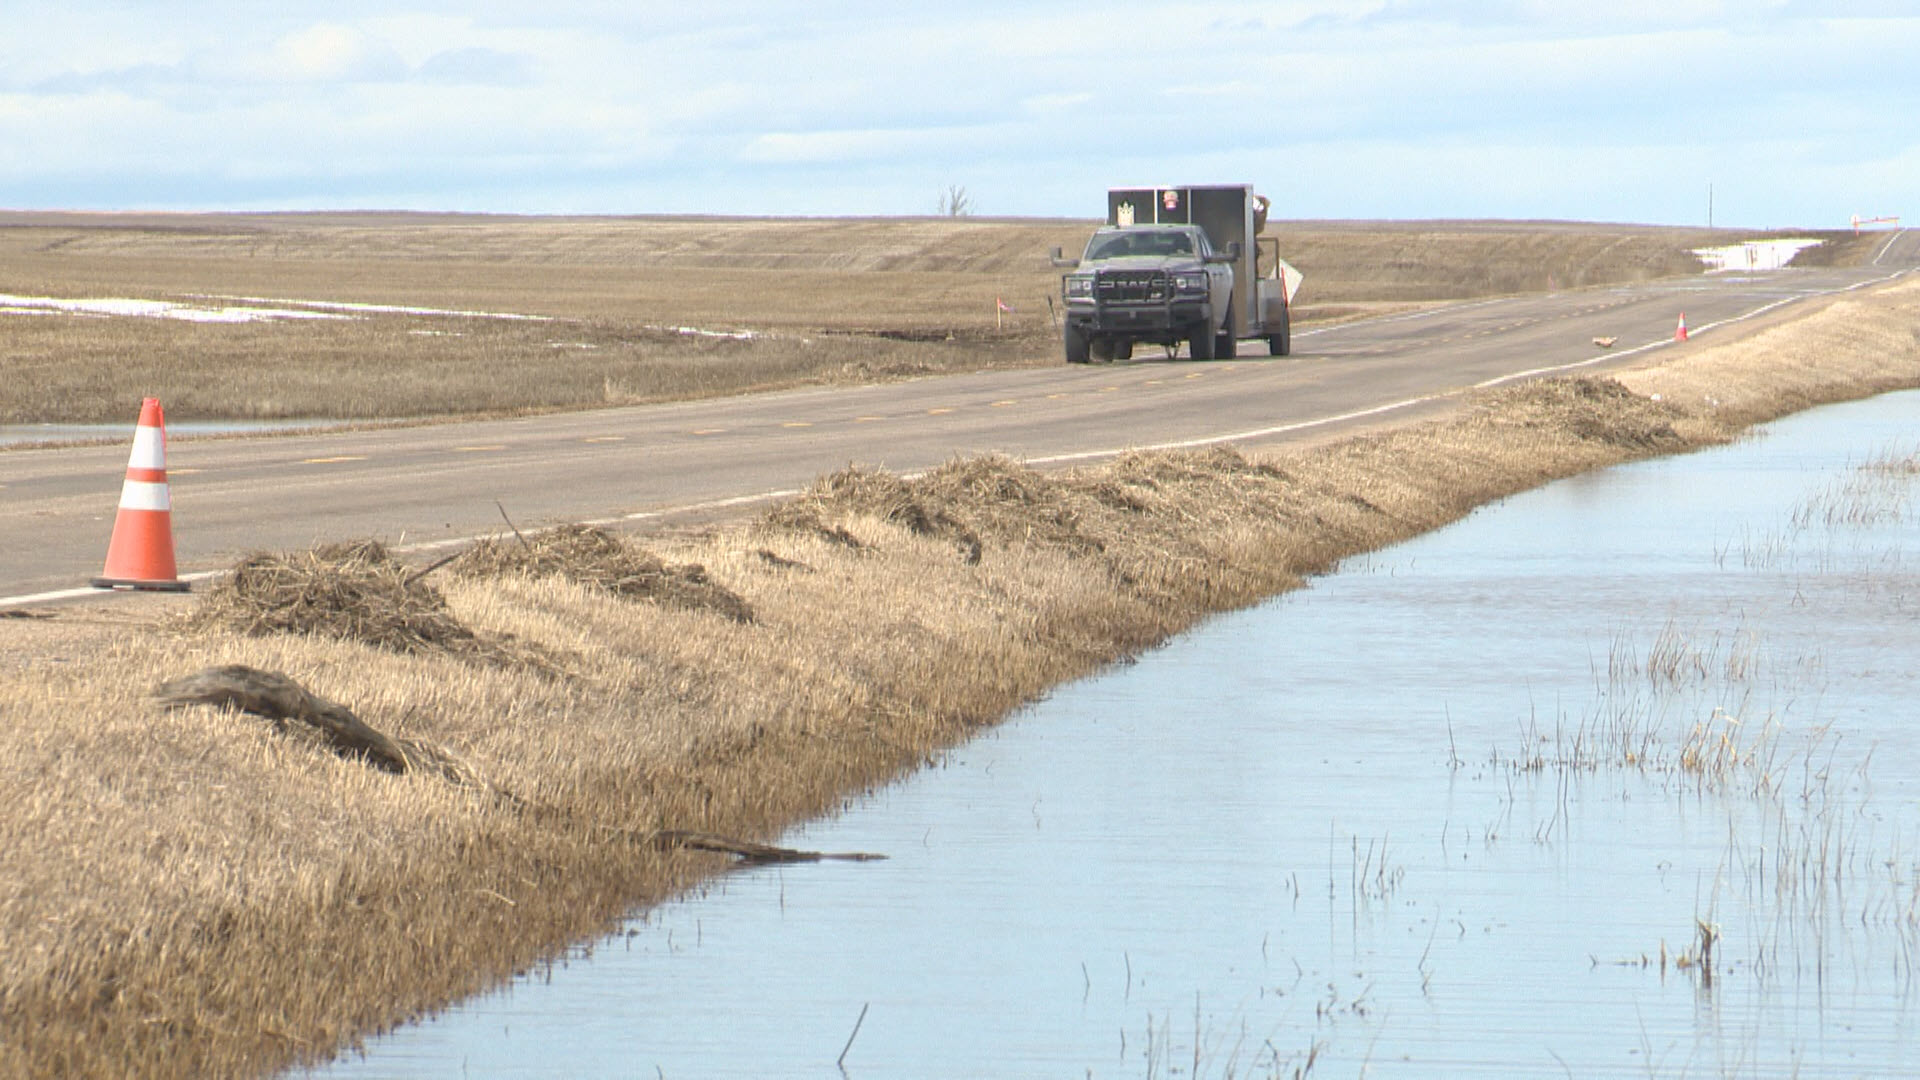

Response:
(4, 231), (1915, 605)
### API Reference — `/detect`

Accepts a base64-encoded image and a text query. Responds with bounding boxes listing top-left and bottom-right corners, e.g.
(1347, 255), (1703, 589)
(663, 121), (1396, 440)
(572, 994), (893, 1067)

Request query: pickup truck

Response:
(1057, 224), (1237, 362)
(1052, 185), (1298, 364)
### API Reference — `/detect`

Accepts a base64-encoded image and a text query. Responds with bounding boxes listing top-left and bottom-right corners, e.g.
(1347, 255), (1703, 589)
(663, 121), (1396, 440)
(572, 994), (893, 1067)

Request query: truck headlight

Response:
(1063, 274), (1093, 299)
(1172, 272), (1207, 293)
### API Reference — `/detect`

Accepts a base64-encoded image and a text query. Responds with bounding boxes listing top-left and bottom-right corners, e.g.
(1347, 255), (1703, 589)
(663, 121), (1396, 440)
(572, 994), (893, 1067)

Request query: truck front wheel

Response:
(1065, 323), (1092, 364)
(1188, 319), (1216, 361)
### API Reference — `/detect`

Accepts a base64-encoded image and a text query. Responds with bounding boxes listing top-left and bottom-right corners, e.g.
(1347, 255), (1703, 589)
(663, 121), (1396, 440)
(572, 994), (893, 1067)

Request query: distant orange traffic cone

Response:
(1675, 312), (1689, 342)
(92, 398), (188, 592)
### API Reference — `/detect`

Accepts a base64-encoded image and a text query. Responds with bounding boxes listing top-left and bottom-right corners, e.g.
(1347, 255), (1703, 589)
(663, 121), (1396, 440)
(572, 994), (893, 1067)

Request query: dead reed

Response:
(0, 278), (1916, 1077)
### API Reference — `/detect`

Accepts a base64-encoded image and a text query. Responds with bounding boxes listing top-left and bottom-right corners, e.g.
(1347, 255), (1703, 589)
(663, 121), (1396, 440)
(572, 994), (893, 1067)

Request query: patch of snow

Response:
(1693, 238), (1823, 272)
(658, 325), (760, 341)
(193, 294), (555, 321)
(0, 293), (352, 322)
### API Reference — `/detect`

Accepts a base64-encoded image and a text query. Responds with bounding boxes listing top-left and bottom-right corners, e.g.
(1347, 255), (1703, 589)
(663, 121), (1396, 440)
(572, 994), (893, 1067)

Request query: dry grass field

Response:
(0, 212), (1861, 424)
(1, 272), (1916, 1077)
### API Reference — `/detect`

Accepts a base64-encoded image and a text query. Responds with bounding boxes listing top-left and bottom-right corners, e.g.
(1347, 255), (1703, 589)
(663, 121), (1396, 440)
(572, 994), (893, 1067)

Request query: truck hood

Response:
(1082, 255), (1207, 272)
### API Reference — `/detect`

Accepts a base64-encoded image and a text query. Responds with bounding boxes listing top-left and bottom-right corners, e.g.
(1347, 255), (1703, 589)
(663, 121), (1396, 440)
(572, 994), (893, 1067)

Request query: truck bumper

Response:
(1066, 300), (1210, 338)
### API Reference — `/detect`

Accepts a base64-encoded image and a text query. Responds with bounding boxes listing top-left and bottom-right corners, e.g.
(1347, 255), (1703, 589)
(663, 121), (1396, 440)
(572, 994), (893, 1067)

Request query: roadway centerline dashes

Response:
(855, 416), (885, 422)
(692, 428), (725, 436)
(990, 400), (1017, 408)
(300, 455), (366, 464)
(927, 407), (954, 415)
(583, 436), (624, 443)
(782, 422), (813, 428)
(453, 445), (505, 452)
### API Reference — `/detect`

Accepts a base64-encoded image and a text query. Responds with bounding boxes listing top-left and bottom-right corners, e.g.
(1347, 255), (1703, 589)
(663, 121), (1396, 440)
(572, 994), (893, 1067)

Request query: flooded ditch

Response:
(321, 390), (1920, 1078)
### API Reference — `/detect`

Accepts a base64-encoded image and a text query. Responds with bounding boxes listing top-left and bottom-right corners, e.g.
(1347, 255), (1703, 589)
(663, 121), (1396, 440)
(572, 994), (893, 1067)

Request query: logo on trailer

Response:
(1116, 202), (1135, 226)
(1162, 190), (1180, 212)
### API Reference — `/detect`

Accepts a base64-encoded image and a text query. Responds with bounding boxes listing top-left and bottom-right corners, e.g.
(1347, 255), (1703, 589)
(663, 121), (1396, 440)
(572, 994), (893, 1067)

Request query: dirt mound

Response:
(186, 541), (535, 665)
(456, 524), (753, 624)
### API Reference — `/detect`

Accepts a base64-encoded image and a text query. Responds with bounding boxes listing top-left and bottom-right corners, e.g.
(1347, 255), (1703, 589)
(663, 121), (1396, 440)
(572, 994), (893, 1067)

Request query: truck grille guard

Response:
(1093, 269), (1171, 303)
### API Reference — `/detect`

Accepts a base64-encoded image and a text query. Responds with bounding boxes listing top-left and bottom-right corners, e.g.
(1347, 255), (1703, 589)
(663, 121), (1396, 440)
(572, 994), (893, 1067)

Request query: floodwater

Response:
(1692, 239), (1822, 272)
(321, 391), (1920, 1079)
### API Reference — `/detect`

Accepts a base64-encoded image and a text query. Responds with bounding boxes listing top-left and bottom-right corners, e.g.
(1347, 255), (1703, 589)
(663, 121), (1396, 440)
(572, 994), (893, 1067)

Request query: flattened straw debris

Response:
(457, 524), (754, 623)
(185, 542), (496, 656)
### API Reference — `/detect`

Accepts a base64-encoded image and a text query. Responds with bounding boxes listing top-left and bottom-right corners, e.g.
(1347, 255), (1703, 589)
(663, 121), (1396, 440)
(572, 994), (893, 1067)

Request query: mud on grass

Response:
(0, 279), (1917, 1076)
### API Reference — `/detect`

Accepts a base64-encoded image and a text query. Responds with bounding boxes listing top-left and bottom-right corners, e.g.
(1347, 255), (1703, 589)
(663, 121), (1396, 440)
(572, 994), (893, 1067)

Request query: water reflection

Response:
(321, 391), (1920, 1079)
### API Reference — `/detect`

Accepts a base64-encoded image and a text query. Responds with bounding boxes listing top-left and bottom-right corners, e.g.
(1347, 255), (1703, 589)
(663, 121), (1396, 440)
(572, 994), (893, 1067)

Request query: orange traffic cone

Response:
(1675, 312), (1689, 342)
(92, 398), (188, 592)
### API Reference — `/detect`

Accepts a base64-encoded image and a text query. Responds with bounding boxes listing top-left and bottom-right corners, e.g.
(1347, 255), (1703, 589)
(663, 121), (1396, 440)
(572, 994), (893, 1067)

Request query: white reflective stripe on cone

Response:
(129, 426), (166, 470)
(117, 479), (171, 512)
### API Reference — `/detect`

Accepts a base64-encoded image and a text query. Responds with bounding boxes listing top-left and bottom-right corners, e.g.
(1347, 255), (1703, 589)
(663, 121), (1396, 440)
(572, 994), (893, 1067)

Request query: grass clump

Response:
(183, 540), (538, 666)
(456, 524), (754, 624)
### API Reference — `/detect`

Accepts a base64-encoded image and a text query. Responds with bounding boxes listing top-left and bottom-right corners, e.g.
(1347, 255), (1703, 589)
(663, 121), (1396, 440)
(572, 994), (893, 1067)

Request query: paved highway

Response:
(3, 231), (1914, 605)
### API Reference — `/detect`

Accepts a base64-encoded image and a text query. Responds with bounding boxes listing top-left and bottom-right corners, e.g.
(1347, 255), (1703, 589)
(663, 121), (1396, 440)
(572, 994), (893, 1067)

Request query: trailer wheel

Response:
(1268, 308), (1291, 356)
(1064, 323), (1091, 364)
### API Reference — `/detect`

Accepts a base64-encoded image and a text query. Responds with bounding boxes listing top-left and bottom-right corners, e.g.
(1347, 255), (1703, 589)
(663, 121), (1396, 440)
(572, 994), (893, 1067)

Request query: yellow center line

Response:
(170, 468), (204, 475)
(454, 445), (505, 453)
(782, 421), (813, 429)
(1046, 393), (1070, 400)
(990, 400), (1017, 408)
(927, 407), (954, 415)
(1184, 372), (1204, 380)
(583, 436), (625, 443)
(1144, 379), (1164, 386)
(300, 455), (366, 464)
(854, 415), (886, 423)
(1098, 386), (1120, 393)
(692, 429), (726, 436)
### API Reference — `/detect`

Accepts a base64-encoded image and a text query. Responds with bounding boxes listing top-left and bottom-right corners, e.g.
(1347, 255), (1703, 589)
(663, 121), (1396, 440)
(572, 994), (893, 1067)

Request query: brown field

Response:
(1, 270), (1916, 1076)
(0, 212), (1865, 424)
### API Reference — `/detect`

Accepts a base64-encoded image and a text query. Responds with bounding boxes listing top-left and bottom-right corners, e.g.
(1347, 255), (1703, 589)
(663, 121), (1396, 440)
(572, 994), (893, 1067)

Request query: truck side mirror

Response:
(1049, 246), (1080, 269)
(1214, 241), (1241, 261)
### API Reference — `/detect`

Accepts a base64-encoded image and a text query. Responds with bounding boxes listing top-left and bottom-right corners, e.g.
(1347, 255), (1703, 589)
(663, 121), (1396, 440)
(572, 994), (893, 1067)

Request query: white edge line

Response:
(1, 569), (224, 609)
(1476, 267), (1916, 389)
(1871, 229), (1908, 267)
(1295, 295), (1516, 338)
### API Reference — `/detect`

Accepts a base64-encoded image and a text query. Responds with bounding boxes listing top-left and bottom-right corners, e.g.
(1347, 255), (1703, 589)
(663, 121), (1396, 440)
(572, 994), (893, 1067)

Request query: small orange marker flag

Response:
(92, 398), (188, 592)
(1675, 312), (1689, 342)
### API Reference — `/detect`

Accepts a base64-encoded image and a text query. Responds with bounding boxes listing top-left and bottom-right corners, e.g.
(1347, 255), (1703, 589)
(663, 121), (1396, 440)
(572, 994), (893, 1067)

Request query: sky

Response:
(2, 2), (1915, 227)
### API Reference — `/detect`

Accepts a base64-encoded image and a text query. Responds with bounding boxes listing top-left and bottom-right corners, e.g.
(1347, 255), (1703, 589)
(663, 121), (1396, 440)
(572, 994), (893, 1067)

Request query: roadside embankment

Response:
(2, 278), (1916, 1077)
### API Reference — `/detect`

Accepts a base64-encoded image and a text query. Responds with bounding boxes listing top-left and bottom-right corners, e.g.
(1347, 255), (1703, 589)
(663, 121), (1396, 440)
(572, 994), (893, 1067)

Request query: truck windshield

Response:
(1086, 230), (1194, 260)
